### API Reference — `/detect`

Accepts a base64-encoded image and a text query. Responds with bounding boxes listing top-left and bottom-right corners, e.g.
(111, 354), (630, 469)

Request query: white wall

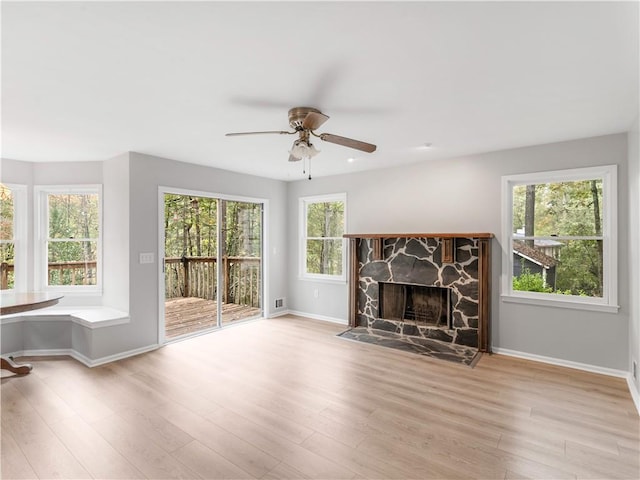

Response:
(287, 133), (629, 371)
(628, 117), (640, 400)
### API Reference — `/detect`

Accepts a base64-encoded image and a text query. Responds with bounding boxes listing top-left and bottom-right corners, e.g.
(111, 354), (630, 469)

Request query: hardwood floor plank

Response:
(300, 431), (416, 479)
(12, 373), (77, 424)
(206, 407), (358, 479)
(261, 461), (310, 479)
(153, 400), (280, 478)
(49, 414), (145, 479)
(1, 315), (638, 480)
(565, 439), (640, 479)
(0, 430), (38, 479)
(171, 440), (255, 479)
(118, 405), (195, 453)
(90, 413), (200, 479)
(41, 374), (116, 424)
(1, 384), (91, 479)
(131, 369), (222, 417)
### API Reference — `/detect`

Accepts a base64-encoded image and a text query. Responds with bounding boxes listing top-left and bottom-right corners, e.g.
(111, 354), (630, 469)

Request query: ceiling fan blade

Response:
(320, 133), (377, 153)
(302, 112), (330, 131)
(225, 130), (294, 137)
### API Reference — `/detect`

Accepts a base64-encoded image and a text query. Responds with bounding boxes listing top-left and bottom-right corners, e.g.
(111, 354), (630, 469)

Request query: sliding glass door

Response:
(163, 192), (262, 341)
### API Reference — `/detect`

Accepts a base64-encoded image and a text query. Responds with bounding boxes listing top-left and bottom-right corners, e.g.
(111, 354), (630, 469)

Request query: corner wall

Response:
(628, 116), (640, 407)
(287, 133), (630, 371)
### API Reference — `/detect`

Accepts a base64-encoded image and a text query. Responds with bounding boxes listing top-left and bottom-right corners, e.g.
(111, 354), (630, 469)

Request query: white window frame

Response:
(299, 193), (347, 283)
(35, 184), (103, 294)
(0, 183), (27, 292)
(501, 165), (618, 313)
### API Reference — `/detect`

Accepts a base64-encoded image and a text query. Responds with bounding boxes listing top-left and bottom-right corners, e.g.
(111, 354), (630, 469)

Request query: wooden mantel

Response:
(343, 232), (494, 239)
(344, 232), (493, 352)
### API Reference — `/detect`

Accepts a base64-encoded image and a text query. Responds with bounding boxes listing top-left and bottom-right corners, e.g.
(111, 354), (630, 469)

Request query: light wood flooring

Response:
(165, 297), (262, 339)
(1, 315), (638, 479)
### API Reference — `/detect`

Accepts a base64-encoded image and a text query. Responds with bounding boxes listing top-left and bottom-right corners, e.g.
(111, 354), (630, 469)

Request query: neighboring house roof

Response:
(513, 234), (564, 248)
(513, 241), (558, 268)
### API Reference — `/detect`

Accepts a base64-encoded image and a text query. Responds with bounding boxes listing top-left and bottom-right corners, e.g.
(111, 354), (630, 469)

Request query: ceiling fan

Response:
(225, 107), (377, 163)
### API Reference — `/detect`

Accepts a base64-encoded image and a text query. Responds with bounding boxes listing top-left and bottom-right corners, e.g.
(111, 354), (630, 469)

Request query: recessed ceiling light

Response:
(347, 157), (356, 163)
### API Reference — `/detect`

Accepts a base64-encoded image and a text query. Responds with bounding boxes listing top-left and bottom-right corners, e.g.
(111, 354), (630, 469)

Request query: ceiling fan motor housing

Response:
(288, 107), (321, 130)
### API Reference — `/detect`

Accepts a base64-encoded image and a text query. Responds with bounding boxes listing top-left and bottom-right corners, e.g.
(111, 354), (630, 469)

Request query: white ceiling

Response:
(2, 1), (638, 181)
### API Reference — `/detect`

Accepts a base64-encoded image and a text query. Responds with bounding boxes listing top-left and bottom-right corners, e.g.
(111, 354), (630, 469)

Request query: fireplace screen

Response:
(378, 282), (451, 328)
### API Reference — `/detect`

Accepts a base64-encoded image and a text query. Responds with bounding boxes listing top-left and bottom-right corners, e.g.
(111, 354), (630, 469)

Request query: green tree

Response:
(0, 184), (15, 289)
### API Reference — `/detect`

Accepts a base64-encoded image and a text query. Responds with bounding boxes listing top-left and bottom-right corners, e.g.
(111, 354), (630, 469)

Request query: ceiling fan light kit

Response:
(289, 138), (319, 162)
(226, 106), (377, 178)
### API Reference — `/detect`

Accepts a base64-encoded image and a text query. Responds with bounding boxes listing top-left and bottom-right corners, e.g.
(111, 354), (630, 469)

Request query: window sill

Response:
(299, 275), (347, 285)
(501, 294), (619, 313)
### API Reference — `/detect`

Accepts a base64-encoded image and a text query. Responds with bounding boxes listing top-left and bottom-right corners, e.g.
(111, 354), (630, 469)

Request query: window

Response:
(501, 165), (617, 312)
(299, 193), (346, 281)
(36, 185), (102, 291)
(0, 184), (26, 291)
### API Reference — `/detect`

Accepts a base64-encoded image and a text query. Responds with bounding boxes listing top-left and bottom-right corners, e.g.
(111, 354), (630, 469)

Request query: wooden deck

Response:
(165, 297), (261, 339)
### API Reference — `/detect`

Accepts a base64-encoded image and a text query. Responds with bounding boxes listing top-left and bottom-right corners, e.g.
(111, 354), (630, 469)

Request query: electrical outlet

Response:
(139, 252), (154, 264)
(313, 289), (319, 298)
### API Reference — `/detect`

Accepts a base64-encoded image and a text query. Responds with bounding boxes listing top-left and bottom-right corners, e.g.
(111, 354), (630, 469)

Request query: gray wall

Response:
(102, 153), (130, 312)
(287, 133), (629, 371)
(628, 117), (640, 395)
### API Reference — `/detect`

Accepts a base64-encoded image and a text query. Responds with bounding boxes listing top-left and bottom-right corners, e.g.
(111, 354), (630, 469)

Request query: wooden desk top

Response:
(0, 292), (64, 316)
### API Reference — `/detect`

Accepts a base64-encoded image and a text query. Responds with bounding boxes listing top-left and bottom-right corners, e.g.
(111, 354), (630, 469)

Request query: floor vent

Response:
(275, 298), (285, 309)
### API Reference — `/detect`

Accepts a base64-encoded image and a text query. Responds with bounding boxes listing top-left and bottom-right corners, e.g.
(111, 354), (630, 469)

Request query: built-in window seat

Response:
(0, 306), (133, 367)
(1, 305), (129, 327)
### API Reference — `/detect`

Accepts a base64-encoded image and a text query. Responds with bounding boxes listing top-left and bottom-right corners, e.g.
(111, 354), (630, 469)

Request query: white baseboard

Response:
(627, 375), (640, 416)
(492, 347), (628, 378)
(268, 309), (292, 318)
(83, 344), (160, 367)
(6, 344), (160, 368)
(276, 309), (348, 325)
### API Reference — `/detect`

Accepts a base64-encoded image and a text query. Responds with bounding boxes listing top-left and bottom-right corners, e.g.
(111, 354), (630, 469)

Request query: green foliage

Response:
(513, 180), (603, 236)
(0, 185), (16, 289)
(164, 194), (262, 259)
(513, 269), (552, 293)
(305, 201), (344, 276)
(554, 239), (602, 297)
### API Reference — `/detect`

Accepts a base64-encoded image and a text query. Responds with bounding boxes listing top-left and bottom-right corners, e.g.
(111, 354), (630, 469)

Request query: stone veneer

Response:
(356, 237), (480, 348)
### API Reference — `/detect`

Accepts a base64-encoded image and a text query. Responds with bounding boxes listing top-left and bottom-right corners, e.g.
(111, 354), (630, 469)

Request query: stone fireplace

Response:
(344, 233), (492, 352)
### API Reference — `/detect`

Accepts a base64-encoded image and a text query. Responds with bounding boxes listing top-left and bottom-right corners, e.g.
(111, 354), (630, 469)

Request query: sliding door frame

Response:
(157, 186), (268, 345)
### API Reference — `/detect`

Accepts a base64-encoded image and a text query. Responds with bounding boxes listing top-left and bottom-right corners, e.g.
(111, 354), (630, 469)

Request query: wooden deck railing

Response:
(1, 261), (98, 289)
(1, 257), (261, 309)
(0, 262), (14, 290)
(165, 256), (260, 307)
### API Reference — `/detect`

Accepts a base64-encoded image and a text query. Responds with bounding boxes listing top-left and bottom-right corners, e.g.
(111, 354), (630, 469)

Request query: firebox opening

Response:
(378, 282), (451, 328)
